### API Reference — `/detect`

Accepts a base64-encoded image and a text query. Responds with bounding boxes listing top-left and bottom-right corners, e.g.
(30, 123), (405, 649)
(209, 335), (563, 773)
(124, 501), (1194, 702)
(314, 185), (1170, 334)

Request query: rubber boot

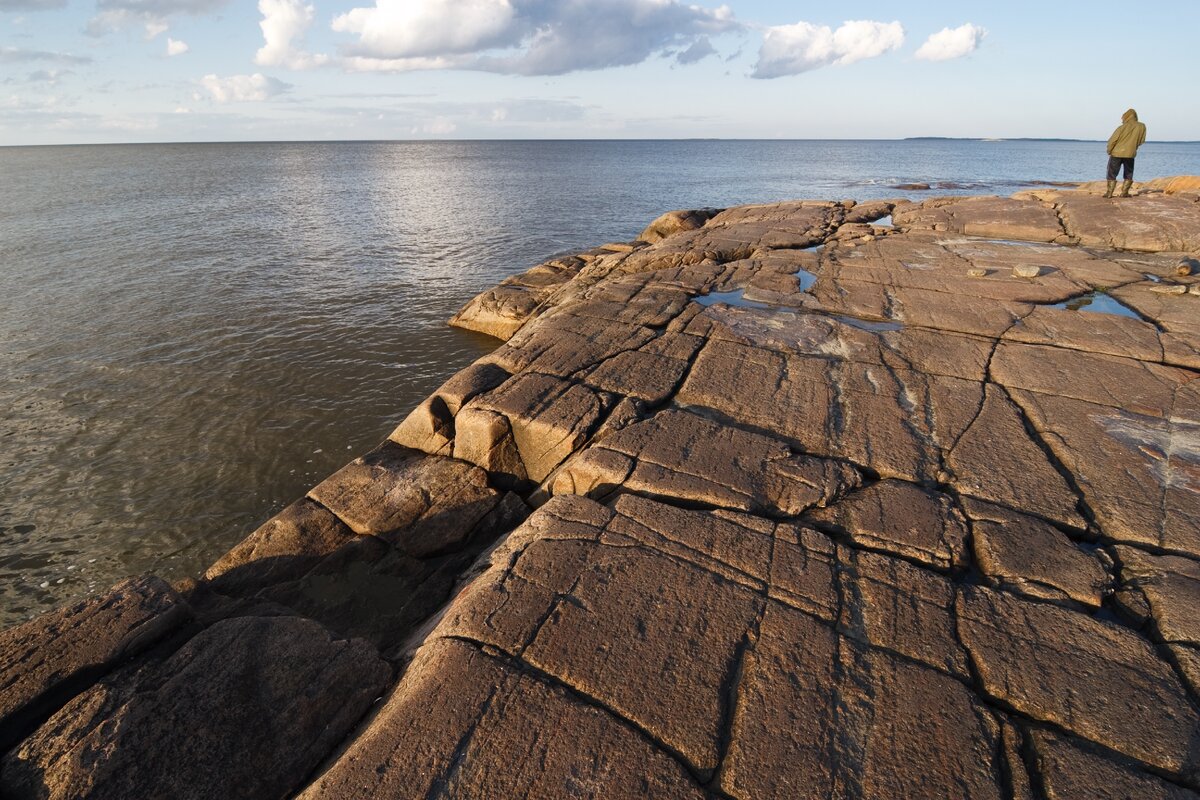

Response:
(1120, 179), (1133, 197)
(1104, 180), (1116, 198)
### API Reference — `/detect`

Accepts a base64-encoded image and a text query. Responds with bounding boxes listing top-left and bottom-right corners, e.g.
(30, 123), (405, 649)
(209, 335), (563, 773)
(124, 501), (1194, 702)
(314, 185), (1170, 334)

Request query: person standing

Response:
(1105, 108), (1147, 198)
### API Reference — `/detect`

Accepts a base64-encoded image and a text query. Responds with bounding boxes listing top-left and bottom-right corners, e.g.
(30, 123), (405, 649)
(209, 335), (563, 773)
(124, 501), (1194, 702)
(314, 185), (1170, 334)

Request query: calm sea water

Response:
(2, 139), (1198, 626)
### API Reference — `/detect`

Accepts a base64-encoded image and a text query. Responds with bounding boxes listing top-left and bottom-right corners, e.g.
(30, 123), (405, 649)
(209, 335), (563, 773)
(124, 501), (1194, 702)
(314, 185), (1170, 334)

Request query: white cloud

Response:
(166, 37), (188, 55)
(199, 72), (290, 103)
(86, 0), (227, 37)
(333, 0), (517, 60)
(752, 19), (903, 78)
(333, 0), (740, 75)
(915, 23), (985, 62)
(256, 0), (329, 69)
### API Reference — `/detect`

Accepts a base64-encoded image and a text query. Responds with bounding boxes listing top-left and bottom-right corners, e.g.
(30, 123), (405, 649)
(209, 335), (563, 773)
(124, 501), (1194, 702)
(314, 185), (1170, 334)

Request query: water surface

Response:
(2, 139), (1198, 625)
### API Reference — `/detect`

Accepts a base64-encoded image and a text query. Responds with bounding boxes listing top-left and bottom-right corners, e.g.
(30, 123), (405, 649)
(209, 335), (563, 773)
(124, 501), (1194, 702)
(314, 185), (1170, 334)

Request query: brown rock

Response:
(299, 638), (709, 799)
(638, 207), (722, 243)
(808, 479), (969, 570)
(1058, 192), (1200, 252)
(551, 408), (861, 517)
(945, 384), (1086, 529)
(966, 498), (1110, 608)
(957, 585), (1200, 781)
(203, 498), (355, 595)
(308, 442), (500, 555)
(0, 576), (191, 751)
(1010, 390), (1200, 559)
(720, 602), (1003, 799)
(1032, 730), (1198, 800)
(1, 616), (390, 800)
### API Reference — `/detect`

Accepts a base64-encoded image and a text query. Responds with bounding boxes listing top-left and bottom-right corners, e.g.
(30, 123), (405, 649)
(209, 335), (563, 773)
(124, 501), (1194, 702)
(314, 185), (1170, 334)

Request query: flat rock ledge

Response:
(4, 180), (1200, 799)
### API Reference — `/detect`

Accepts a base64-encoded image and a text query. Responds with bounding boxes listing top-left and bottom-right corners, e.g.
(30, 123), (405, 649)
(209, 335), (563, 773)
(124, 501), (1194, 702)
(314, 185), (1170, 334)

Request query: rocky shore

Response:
(3, 180), (1200, 799)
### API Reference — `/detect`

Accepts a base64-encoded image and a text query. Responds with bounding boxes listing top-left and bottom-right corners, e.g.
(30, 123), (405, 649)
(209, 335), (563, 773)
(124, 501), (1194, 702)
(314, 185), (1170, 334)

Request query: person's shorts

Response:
(1107, 156), (1135, 180)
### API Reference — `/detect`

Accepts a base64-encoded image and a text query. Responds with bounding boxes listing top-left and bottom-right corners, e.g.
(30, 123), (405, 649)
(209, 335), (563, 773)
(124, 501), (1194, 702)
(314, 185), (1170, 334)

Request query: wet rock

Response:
(965, 498), (1110, 608)
(808, 479), (969, 571)
(1, 616), (390, 800)
(957, 585), (1200, 782)
(0, 576), (191, 751)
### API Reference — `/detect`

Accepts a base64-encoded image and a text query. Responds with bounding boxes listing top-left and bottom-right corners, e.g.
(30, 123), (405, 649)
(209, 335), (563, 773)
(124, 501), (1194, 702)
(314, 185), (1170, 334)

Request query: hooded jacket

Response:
(1107, 109), (1147, 158)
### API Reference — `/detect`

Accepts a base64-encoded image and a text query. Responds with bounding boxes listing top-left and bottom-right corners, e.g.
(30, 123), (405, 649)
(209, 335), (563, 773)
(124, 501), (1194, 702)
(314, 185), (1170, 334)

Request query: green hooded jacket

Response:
(1107, 109), (1147, 158)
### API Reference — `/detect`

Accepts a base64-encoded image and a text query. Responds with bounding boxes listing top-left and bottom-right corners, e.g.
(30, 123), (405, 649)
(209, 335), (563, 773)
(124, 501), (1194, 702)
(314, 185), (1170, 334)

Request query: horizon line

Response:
(3, 137), (1200, 149)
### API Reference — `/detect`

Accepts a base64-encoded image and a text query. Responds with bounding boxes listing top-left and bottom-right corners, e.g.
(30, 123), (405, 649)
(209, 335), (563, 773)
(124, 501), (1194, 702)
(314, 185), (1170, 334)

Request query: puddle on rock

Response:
(795, 269), (817, 291)
(873, 215), (894, 228)
(1051, 292), (1142, 320)
(694, 289), (774, 310)
(1143, 273), (1162, 283)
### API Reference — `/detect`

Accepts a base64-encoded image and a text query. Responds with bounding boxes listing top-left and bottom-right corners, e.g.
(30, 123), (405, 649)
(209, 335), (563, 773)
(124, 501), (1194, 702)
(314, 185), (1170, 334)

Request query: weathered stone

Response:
(0, 576), (191, 751)
(1, 616), (390, 800)
(1004, 304), (1164, 365)
(968, 267), (988, 277)
(552, 408), (861, 516)
(1013, 264), (1041, 278)
(945, 384), (1085, 528)
(308, 442), (500, 555)
(203, 498), (355, 595)
(1011, 389), (1200, 558)
(455, 372), (608, 484)
(966, 498), (1110, 608)
(837, 547), (970, 678)
(1057, 192), (1200, 252)
(1032, 730), (1199, 800)
(808, 479), (969, 570)
(298, 639), (709, 799)
(638, 207), (722, 243)
(388, 361), (511, 455)
(720, 602), (1003, 799)
(894, 195), (1065, 242)
(957, 585), (1200, 782)
(1115, 545), (1200, 649)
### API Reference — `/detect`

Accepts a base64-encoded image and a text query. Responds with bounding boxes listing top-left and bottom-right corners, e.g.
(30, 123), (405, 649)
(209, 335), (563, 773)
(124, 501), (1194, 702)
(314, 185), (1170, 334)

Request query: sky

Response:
(1, 0), (1198, 145)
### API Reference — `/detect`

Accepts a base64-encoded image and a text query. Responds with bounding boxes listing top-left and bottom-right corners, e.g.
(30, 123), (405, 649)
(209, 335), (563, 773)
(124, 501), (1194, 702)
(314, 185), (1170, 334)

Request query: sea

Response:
(2, 138), (1198, 627)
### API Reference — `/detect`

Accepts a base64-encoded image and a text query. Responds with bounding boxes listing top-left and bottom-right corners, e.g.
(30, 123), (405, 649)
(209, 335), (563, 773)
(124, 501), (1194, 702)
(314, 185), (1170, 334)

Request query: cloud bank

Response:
(331, 0), (739, 75)
(752, 19), (904, 78)
(86, 0), (228, 37)
(199, 73), (290, 103)
(915, 23), (986, 62)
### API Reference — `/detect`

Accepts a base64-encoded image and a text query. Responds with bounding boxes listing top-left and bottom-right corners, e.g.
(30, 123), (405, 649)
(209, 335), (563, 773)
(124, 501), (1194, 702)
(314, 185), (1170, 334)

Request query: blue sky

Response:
(1, 0), (1197, 145)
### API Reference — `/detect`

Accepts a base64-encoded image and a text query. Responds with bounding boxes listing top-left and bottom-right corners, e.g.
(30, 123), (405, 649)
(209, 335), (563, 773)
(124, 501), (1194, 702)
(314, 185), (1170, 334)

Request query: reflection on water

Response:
(1051, 292), (1143, 319)
(3, 139), (1200, 625)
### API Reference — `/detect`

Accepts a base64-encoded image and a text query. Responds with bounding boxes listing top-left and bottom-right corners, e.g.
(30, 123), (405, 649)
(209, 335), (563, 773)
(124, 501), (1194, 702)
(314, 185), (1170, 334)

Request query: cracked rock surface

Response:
(4, 185), (1200, 798)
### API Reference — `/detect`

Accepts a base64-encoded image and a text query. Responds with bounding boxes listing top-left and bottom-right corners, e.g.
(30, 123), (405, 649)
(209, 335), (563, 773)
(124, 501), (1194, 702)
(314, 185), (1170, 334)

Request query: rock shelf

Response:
(3, 182), (1200, 799)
